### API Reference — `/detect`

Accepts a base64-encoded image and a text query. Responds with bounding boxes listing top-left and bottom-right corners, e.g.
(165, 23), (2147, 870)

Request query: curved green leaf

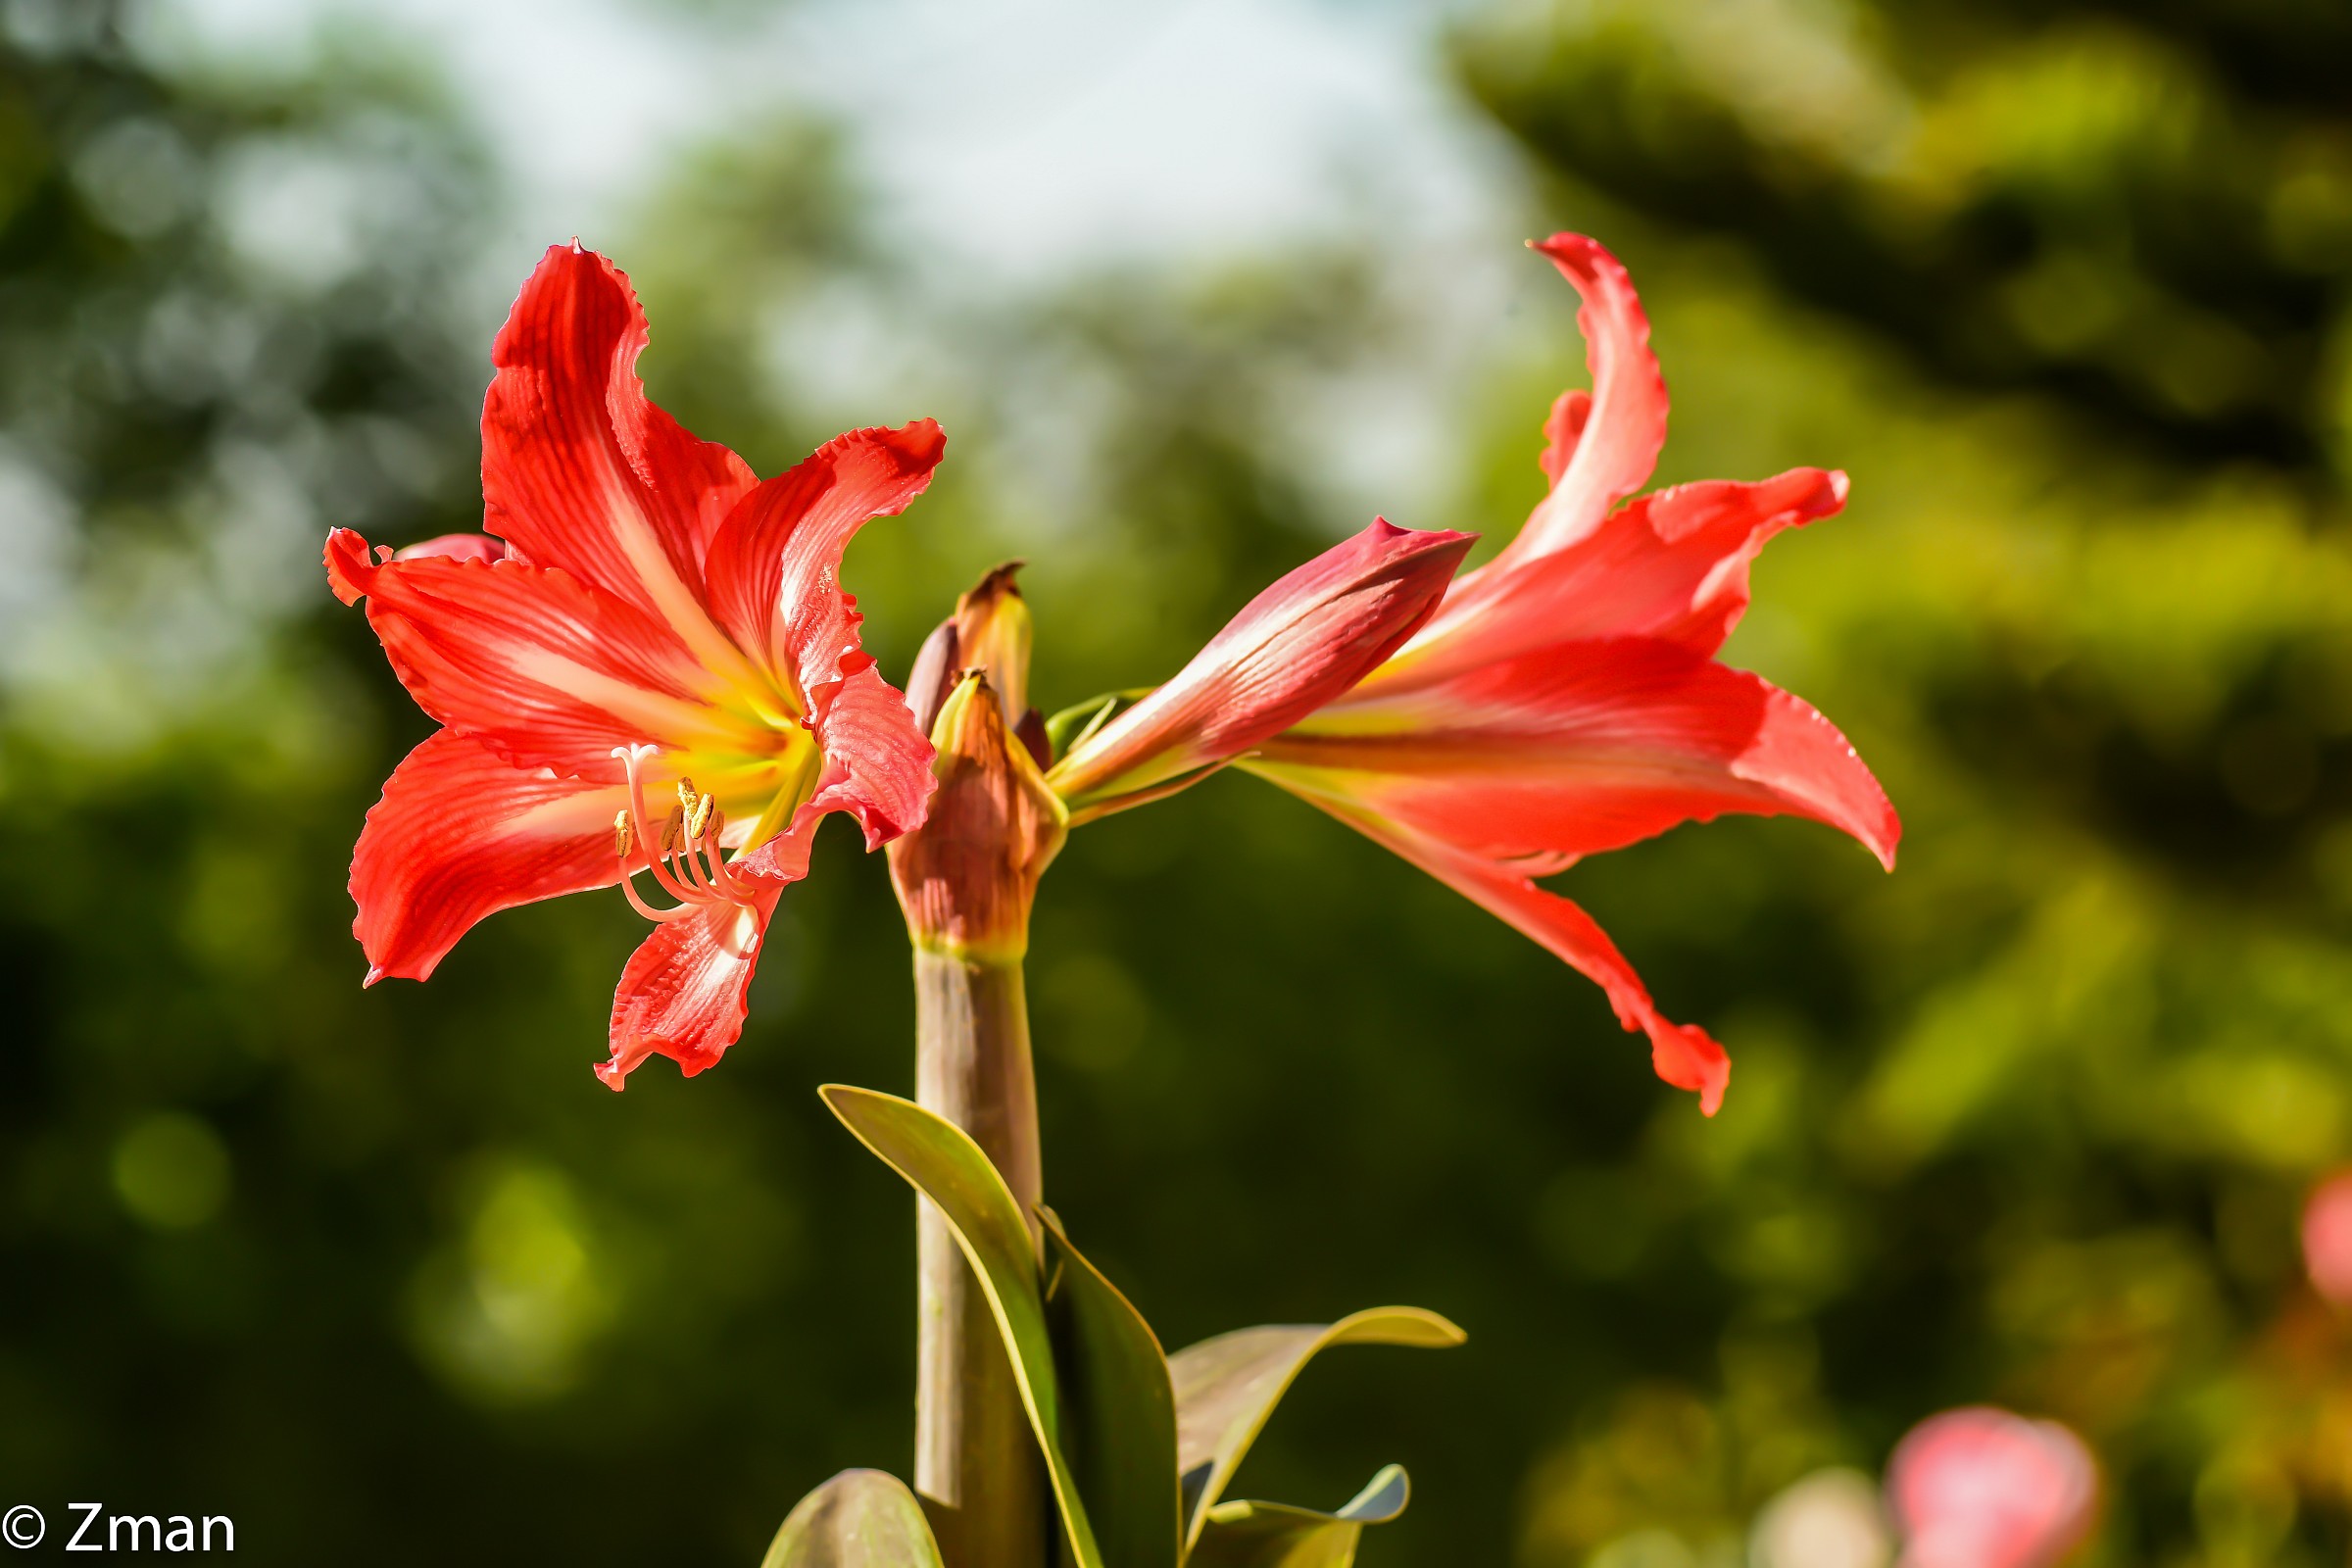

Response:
(819, 1086), (1104, 1568)
(1169, 1307), (1463, 1548)
(1040, 1206), (1182, 1568)
(759, 1469), (944, 1568)
(1186, 1466), (1410, 1568)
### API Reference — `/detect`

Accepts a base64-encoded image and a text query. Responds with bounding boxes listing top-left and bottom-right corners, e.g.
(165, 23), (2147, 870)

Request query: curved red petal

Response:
(703, 420), (946, 691)
(1047, 519), (1475, 813)
(1394, 467), (1847, 682)
(393, 532), (509, 565)
(599, 880), (785, 1090)
(806, 660), (938, 849)
(1266, 640), (1899, 870)
(1271, 791), (1730, 1114)
(351, 728), (631, 982)
(327, 529), (757, 773)
(481, 244), (761, 684)
(1510, 234), (1668, 562)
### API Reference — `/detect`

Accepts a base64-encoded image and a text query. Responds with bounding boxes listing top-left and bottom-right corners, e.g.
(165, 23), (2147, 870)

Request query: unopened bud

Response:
(887, 669), (1067, 959)
(952, 562), (1032, 721)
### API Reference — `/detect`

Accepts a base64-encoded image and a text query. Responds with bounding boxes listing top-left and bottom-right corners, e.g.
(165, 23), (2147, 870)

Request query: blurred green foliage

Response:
(12, 0), (2352, 1565)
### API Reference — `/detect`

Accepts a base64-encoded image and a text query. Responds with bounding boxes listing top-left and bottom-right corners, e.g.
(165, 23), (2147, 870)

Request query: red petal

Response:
(1509, 234), (1668, 563)
(351, 729), (631, 982)
(599, 881), (785, 1089)
(702, 420), (947, 692)
(1395, 468), (1847, 683)
(480, 244), (762, 685)
(1285, 795), (1730, 1114)
(805, 661), (938, 849)
(1047, 519), (1475, 815)
(393, 532), (509, 565)
(1264, 639), (1899, 870)
(326, 527), (758, 774)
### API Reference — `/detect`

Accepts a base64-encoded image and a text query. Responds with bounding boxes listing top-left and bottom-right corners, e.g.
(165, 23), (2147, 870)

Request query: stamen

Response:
(608, 744), (759, 923)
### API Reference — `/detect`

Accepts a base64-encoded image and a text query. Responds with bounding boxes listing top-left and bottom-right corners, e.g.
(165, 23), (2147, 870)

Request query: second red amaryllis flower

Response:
(327, 243), (942, 1088)
(1051, 234), (1898, 1114)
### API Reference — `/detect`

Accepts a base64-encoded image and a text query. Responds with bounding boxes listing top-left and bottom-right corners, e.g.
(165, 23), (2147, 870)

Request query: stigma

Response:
(610, 744), (760, 922)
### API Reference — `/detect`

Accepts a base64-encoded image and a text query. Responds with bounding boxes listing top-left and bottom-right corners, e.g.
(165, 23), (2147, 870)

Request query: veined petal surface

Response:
(703, 420), (946, 696)
(601, 879), (787, 1089)
(350, 728), (632, 983)
(1391, 467), (1848, 685)
(1264, 640), (1898, 869)
(481, 244), (764, 692)
(326, 528), (766, 772)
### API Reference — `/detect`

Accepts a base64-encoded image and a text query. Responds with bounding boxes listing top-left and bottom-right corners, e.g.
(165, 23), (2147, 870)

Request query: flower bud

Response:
(906, 563), (1039, 752)
(888, 670), (1068, 959)
(1046, 519), (1473, 822)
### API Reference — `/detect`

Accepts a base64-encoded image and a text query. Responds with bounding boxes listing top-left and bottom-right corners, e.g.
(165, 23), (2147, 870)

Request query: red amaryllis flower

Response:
(1059, 233), (1897, 1114)
(326, 243), (942, 1088)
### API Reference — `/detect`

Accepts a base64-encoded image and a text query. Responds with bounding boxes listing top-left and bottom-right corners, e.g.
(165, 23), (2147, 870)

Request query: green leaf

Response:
(759, 1469), (944, 1568)
(1185, 1465), (1411, 1568)
(1168, 1307), (1463, 1549)
(1040, 1206), (1182, 1568)
(819, 1086), (1105, 1568)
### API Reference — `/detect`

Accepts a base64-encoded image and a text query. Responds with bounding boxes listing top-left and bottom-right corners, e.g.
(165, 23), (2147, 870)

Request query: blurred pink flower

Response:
(2302, 1168), (2352, 1304)
(1886, 1407), (2097, 1568)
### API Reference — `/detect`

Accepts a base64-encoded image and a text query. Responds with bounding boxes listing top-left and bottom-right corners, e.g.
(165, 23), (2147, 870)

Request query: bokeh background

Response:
(8, 0), (2352, 1562)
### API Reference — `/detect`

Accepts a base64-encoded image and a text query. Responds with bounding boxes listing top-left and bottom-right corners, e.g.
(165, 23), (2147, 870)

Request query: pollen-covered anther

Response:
(609, 744), (758, 923)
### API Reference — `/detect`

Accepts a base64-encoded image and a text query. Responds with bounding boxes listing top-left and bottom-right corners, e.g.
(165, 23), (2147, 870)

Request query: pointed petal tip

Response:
(1529, 231), (1616, 270)
(362, 964), (386, 988)
(1649, 1020), (1730, 1117)
(1870, 812), (1902, 873)
(1362, 515), (1479, 557)
(324, 527), (373, 606)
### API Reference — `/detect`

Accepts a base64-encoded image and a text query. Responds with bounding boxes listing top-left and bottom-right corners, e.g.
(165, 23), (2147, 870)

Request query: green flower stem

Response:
(912, 944), (1049, 1568)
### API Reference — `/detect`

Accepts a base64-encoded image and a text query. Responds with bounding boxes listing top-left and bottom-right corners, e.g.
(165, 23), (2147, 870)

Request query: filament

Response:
(610, 745), (760, 922)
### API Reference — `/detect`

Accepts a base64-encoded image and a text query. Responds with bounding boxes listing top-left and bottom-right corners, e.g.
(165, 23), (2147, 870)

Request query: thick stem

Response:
(913, 946), (1048, 1568)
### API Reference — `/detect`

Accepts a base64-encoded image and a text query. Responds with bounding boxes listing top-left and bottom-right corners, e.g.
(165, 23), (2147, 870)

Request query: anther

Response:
(613, 809), (633, 858)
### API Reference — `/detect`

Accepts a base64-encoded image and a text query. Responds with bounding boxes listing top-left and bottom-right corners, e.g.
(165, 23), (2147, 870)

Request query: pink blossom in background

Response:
(2302, 1169), (2352, 1305)
(1886, 1406), (2097, 1568)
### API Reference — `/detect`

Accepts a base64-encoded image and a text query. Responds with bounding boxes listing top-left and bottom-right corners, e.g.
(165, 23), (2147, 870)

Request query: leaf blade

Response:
(820, 1085), (1105, 1568)
(1040, 1206), (1183, 1568)
(1169, 1307), (1463, 1548)
(1187, 1466), (1412, 1568)
(760, 1469), (945, 1568)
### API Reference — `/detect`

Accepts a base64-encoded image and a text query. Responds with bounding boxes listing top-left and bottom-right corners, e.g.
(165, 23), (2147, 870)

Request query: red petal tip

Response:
(324, 528), (375, 606)
(362, 964), (385, 988)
